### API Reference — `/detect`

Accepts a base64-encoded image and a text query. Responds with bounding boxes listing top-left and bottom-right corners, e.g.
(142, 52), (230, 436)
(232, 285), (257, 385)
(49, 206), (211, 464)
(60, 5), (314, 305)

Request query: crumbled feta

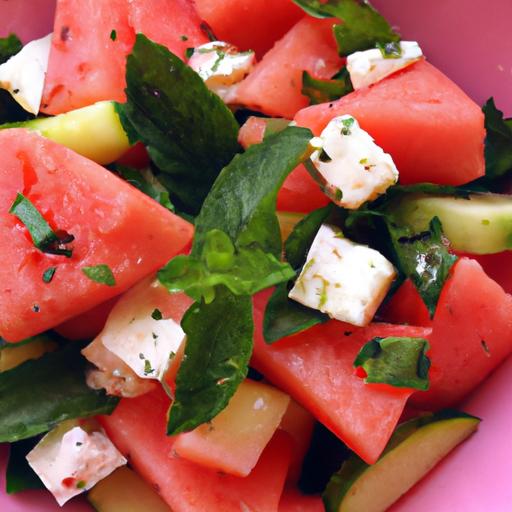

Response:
(0, 34), (52, 114)
(188, 41), (255, 101)
(347, 41), (423, 90)
(289, 225), (396, 327)
(308, 115), (399, 209)
(26, 421), (126, 506)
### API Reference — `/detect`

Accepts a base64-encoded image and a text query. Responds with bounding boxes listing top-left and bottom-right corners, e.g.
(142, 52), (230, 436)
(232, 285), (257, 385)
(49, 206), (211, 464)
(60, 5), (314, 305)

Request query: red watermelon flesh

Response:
(294, 60), (485, 186)
(194, 0), (304, 58)
(411, 258), (512, 410)
(252, 291), (432, 464)
(42, 0), (208, 115)
(100, 388), (292, 512)
(0, 129), (193, 342)
(233, 17), (343, 119)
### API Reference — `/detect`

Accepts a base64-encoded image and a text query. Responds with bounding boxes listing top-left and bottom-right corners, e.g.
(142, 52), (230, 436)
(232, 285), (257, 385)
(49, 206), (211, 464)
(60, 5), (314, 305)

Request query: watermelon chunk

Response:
(233, 17), (342, 119)
(252, 292), (432, 464)
(0, 129), (193, 342)
(294, 60), (485, 186)
(279, 488), (324, 512)
(100, 388), (292, 512)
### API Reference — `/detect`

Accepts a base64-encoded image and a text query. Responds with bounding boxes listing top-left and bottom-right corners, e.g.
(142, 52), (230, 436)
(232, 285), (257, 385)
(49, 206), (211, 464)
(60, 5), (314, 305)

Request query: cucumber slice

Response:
(389, 193), (512, 254)
(324, 411), (480, 512)
(0, 335), (57, 372)
(88, 466), (170, 512)
(1, 101), (130, 165)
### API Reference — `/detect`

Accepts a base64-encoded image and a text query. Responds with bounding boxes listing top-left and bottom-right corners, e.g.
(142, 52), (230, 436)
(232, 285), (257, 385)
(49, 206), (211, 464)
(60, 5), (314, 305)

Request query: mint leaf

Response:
(167, 288), (253, 434)
(81, 265), (116, 287)
(482, 98), (512, 180)
(6, 438), (44, 494)
(302, 68), (353, 105)
(354, 336), (431, 390)
(0, 343), (119, 442)
(42, 267), (56, 283)
(117, 34), (241, 215)
(0, 34), (22, 65)
(9, 193), (74, 257)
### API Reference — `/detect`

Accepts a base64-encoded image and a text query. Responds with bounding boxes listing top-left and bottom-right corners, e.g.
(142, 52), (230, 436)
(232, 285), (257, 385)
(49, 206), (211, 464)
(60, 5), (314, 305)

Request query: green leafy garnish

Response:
(292, 0), (400, 56)
(81, 265), (116, 287)
(158, 127), (313, 302)
(0, 343), (119, 442)
(42, 267), (56, 284)
(0, 33), (22, 65)
(9, 193), (74, 257)
(482, 98), (512, 180)
(151, 308), (163, 320)
(302, 68), (354, 105)
(167, 288), (253, 435)
(376, 41), (403, 58)
(110, 29), (117, 42)
(354, 336), (431, 390)
(117, 34), (241, 215)
(6, 438), (44, 494)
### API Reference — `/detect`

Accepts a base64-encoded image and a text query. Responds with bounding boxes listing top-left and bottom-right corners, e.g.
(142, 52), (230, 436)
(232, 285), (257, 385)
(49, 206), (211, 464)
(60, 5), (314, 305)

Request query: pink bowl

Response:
(1, 1), (512, 510)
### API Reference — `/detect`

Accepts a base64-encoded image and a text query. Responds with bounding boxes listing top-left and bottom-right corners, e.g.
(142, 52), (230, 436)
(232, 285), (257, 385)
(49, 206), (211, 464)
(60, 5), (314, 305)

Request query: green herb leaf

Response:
(6, 438), (44, 494)
(482, 98), (512, 180)
(151, 308), (163, 320)
(386, 217), (457, 318)
(263, 283), (328, 343)
(9, 193), (74, 257)
(302, 68), (353, 105)
(81, 265), (116, 287)
(291, 0), (333, 18)
(354, 336), (431, 390)
(0, 343), (119, 442)
(110, 29), (117, 42)
(42, 267), (56, 284)
(167, 288), (253, 435)
(115, 164), (175, 212)
(117, 34), (241, 215)
(0, 34), (22, 65)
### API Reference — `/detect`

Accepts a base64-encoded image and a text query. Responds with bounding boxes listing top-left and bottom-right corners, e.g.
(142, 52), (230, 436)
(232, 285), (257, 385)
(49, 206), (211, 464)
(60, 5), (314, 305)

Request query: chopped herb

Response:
(75, 442), (83, 447)
(211, 51), (226, 73)
(41, 268), (56, 284)
(152, 332), (158, 340)
(319, 148), (332, 163)
(139, 353), (145, 360)
(334, 188), (343, 201)
(76, 480), (87, 489)
(109, 29), (117, 41)
(376, 41), (403, 59)
(341, 117), (355, 136)
(143, 360), (154, 375)
(185, 47), (195, 59)
(180, 35), (189, 42)
(32, 305), (40, 314)
(81, 265), (116, 287)
(151, 308), (163, 320)
(301, 68), (354, 106)
(9, 194), (74, 257)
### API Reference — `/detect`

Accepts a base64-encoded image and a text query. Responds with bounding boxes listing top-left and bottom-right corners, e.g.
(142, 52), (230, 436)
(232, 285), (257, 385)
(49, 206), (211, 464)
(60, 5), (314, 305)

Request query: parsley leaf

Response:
(302, 68), (353, 105)
(292, 0), (400, 56)
(81, 265), (116, 287)
(167, 288), (253, 435)
(9, 193), (74, 257)
(0, 343), (119, 442)
(482, 98), (512, 180)
(42, 267), (57, 283)
(6, 437), (44, 494)
(0, 34), (22, 65)
(354, 336), (431, 390)
(117, 34), (241, 215)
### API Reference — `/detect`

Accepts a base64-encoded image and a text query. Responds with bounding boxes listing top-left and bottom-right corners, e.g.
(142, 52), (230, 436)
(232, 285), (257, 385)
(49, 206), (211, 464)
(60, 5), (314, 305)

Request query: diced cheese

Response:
(188, 41), (255, 101)
(289, 225), (396, 327)
(308, 115), (398, 209)
(0, 34), (52, 114)
(347, 41), (423, 90)
(26, 421), (126, 506)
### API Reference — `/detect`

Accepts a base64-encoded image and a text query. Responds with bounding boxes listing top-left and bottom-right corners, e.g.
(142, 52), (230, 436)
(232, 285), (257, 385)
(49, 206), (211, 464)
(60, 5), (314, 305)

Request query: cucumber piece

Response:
(0, 335), (57, 372)
(324, 411), (480, 512)
(1, 101), (130, 165)
(389, 193), (512, 254)
(88, 466), (170, 512)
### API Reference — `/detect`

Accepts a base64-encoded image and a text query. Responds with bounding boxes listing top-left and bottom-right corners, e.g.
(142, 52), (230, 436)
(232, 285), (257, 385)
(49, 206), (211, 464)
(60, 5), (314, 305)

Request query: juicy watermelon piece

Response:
(100, 388), (292, 512)
(411, 258), (512, 410)
(0, 129), (193, 342)
(195, 0), (304, 58)
(279, 488), (324, 512)
(294, 60), (485, 186)
(233, 17), (342, 119)
(42, 0), (208, 114)
(252, 292), (432, 464)
(238, 116), (268, 149)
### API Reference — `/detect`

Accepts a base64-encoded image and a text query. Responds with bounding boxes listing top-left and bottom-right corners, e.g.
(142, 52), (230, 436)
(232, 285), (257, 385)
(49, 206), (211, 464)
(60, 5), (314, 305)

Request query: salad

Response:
(1, 0), (511, 511)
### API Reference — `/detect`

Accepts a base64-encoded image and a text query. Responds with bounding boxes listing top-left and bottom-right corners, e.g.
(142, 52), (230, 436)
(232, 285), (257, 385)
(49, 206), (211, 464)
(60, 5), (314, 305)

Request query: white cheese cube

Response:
(308, 115), (399, 209)
(289, 225), (396, 326)
(26, 421), (126, 506)
(0, 33), (52, 114)
(347, 41), (423, 90)
(188, 41), (255, 101)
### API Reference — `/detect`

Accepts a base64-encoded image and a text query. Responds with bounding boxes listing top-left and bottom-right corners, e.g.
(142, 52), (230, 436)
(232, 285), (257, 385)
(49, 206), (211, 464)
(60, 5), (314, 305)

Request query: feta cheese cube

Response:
(308, 115), (399, 209)
(26, 421), (126, 506)
(0, 33), (52, 114)
(347, 41), (423, 90)
(188, 41), (255, 101)
(289, 225), (396, 326)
